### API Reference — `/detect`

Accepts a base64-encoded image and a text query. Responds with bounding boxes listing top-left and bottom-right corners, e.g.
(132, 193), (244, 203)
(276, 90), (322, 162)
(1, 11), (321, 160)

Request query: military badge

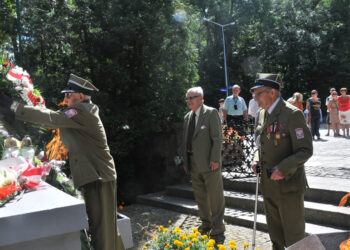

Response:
(295, 128), (304, 139)
(64, 109), (78, 118)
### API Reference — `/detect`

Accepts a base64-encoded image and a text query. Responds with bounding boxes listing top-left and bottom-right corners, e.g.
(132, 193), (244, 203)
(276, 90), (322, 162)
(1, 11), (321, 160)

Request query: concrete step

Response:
(165, 184), (350, 229)
(222, 174), (350, 206)
(137, 192), (347, 235)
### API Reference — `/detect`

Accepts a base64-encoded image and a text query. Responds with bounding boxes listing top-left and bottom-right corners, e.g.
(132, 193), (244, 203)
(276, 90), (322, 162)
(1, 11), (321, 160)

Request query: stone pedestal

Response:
(118, 213), (133, 249)
(0, 182), (87, 250)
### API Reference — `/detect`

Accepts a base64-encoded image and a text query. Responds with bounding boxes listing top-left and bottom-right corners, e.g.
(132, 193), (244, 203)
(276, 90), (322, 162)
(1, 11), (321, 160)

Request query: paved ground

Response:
(305, 128), (350, 178)
(122, 127), (350, 250)
(122, 204), (272, 250)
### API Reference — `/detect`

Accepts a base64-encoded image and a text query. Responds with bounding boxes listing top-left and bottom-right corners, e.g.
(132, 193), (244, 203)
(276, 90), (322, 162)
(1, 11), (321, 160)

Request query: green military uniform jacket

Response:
(15, 100), (116, 188)
(182, 104), (222, 172)
(254, 98), (313, 197)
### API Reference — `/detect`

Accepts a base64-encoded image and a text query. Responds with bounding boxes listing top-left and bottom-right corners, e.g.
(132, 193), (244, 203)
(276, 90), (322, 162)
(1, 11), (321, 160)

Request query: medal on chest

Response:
(267, 122), (282, 146)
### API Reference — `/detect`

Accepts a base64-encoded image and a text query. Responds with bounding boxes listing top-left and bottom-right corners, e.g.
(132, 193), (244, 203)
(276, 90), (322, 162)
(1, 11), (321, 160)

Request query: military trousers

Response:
(263, 192), (306, 250)
(83, 180), (125, 250)
(190, 169), (225, 229)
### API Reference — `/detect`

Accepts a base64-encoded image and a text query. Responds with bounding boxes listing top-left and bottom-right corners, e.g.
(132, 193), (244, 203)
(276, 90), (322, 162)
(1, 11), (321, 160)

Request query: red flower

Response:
(0, 183), (22, 200)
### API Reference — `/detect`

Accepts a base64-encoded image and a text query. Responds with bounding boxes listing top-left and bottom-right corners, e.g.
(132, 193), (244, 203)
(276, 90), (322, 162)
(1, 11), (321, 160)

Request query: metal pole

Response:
(16, 0), (23, 66)
(222, 26), (229, 97)
(252, 174), (260, 250)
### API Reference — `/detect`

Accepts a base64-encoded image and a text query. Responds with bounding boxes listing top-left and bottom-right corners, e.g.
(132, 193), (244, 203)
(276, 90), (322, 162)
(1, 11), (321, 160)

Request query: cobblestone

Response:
(305, 128), (350, 179)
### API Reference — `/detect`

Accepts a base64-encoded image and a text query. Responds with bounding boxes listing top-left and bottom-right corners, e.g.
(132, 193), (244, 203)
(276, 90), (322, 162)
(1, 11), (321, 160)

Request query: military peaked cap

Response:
(61, 74), (99, 95)
(250, 73), (283, 92)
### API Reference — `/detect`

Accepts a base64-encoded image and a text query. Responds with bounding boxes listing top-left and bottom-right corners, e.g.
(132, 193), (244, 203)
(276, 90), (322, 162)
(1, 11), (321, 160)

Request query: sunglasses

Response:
(332, 94), (337, 96)
(311, 92), (317, 95)
(185, 95), (200, 101)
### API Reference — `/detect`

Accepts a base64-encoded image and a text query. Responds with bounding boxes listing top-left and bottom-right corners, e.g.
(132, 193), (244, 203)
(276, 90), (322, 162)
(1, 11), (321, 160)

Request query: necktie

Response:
(264, 111), (269, 123)
(187, 112), (196, 152)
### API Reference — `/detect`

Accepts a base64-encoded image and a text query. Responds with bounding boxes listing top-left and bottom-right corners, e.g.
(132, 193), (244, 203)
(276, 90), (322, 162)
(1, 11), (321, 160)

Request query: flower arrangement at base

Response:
(143, 222), (258, 250)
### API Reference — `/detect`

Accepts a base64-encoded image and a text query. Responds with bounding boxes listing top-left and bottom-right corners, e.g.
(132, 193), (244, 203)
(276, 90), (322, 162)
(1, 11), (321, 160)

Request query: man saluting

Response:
(0, 74), (125, 250)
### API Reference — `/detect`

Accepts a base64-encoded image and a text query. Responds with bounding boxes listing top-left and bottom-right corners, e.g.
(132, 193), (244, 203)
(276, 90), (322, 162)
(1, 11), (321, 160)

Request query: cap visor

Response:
(250, 85), (265, 92)
(61, 89), (76, 94)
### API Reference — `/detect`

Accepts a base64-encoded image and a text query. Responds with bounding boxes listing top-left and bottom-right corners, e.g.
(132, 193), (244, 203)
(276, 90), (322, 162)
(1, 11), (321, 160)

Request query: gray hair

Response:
(232, 84), (241, 89)
(187, 87), (204, 96)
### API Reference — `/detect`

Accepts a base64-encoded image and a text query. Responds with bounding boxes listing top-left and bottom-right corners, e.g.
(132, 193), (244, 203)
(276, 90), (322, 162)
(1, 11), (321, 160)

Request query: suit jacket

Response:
(15, 100), (116, 188)
(254, 99), (313, 197)
(182, 104), (222, 172)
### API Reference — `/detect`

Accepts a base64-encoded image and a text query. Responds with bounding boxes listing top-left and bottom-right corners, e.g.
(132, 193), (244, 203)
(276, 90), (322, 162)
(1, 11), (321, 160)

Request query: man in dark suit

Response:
(0, 74), (125, 250)
(182, 86), (225, 236)
(252, 73), (313, 249)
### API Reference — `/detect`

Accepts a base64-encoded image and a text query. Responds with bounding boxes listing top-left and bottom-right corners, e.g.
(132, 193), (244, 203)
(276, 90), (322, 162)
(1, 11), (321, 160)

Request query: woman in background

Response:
(306, 90), (321, 140)
(338, 88), (350, 137)
(328, 91), (340, 136)
(291, 92), (304, 111)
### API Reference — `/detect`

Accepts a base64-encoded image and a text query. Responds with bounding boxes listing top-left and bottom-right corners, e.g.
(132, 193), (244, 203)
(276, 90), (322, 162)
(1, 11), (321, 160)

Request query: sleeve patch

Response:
(64, 109), (78, 118)
(295, 128), (304, 139)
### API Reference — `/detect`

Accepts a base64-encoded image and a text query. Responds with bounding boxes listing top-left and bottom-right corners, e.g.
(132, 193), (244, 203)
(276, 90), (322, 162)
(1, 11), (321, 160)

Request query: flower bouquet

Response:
(0, 167), (22, 207)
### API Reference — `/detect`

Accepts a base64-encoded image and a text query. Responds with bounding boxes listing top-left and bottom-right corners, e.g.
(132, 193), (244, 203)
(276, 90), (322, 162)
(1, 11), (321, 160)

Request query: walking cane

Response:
(252, 165), (260, 250)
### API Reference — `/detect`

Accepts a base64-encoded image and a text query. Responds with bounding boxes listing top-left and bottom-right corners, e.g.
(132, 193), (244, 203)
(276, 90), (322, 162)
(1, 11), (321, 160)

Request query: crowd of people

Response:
(218, 86), (350, 140)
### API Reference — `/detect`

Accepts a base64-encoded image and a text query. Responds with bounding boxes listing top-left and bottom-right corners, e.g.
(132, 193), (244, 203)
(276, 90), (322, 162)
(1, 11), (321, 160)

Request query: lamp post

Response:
(203, 18), (235, 97)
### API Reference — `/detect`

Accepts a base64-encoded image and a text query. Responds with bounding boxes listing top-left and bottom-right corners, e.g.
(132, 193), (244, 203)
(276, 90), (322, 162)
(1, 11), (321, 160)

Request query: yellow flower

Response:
(173, 227), (181, 234)
(243, 242), (249, 247)
(192, 227), (198, 232)
(206, 241), (214, 247)
(192, 238), (198, 242)
(195, 231), (201, 236)
(180, 234), (188, 240)
(185, 248), (190, 250)
(229, 245), (236, 249)
(207, 247), (214, 250)
(153, 236), (157, 240)
(173, 240), (183, 247)
(188, 242), (193, 246)
(255, 249), (260, 250)
(158, 225), (163, 231)
(209, 239), (216, 244)
(166, 244), (170, 248)
(229, 241), (236, 246)
(143, 246), (147, 249)
(202, 234), (208, 240)
(218, 244), (226, 250)
(189, 233), (196, 238)
(163, 228), (169, 232)
(168, 220), (172, 224)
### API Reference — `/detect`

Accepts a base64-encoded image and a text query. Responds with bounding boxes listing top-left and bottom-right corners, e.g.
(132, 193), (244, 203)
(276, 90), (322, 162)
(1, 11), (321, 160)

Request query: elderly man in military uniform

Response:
(0, 74), (125, 250)
(251, 73), (313, 250)
(182, 87), (225, 236)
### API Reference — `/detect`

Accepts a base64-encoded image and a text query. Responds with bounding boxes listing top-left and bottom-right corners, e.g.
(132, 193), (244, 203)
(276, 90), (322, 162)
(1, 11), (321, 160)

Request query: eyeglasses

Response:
(254, 89), (270, 98)
(185, 95), (200, 101)
(64, 93), (74, 98)
(311, 92), (317, 95)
